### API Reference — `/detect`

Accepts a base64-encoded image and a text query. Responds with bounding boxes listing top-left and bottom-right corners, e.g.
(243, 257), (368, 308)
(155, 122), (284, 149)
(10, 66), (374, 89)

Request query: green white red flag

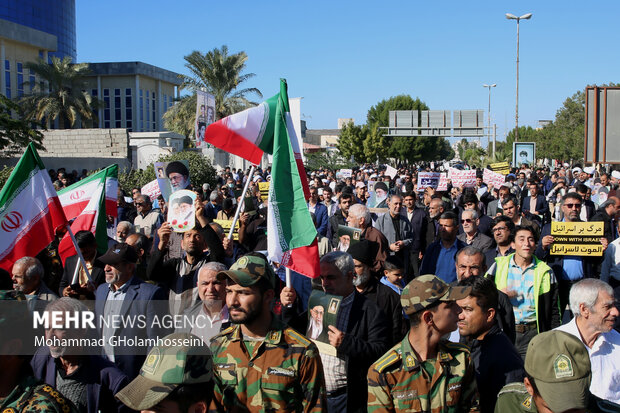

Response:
(57, 164), (118, 264)
(266, 80), (319, 278)
(0, 143), (67, 271)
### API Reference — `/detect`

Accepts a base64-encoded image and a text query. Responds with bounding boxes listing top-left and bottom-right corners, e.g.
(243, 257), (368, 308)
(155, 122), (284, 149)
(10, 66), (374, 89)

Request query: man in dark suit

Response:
(95, 243), (169, 380)
(59, 230), (105, 298)
(401, 191), (427, 279)
(457, 209), (494, 253)
(308, 186), (329, 237)
(420, 211), (467, 283)
(328, 193), (353, 248)
(521, 179), (549, 225)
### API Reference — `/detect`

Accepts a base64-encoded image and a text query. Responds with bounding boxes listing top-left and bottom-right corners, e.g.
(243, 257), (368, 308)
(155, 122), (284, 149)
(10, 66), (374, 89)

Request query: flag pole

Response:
(66, 224), (92, 284)
(285, 267), (291, 288)
(227, 164), (256, 240)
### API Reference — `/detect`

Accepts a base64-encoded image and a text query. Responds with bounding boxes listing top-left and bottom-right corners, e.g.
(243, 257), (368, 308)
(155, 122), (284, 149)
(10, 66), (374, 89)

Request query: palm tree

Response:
(181, 45), (262, 119)
(19, 56), (98, 129)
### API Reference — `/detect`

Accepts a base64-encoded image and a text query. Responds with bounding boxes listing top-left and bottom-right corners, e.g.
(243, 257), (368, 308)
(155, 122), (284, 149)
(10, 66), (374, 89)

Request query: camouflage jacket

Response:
(209, 318), (326, 412)
(0, 375), (78, 413)
(494, 382), (608, 413)
(367, 337), (479, 413)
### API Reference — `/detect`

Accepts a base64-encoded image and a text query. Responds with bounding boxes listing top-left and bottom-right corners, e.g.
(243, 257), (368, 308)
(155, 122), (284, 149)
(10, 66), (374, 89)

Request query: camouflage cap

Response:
(217, 255), (276, 289)
(115, 332), (213, 410)
(400, 274), (471, 315)
(524, 330), (592, 412)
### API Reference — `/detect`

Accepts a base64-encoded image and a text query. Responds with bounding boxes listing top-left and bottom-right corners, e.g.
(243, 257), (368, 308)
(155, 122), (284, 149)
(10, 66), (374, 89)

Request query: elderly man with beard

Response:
(209, 254), (326, 412)
(177, 262), (230, 344)
(31, 298), (131, 413)
(348, 240), (404, 345)
(347, 203), (389, 276)
(556, 279), (620, 406)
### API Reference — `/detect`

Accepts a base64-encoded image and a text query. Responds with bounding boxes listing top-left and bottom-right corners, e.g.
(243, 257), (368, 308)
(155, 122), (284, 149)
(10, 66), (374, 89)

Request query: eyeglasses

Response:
(134, 202), (145, 206)
(493, 226), (508, 232)
(462, 218), (475, 223)
(564, 203), (582, 209)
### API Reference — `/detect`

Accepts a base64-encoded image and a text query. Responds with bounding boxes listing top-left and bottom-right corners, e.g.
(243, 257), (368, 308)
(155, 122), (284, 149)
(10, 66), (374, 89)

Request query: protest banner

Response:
(489, 161), (510, 175)
(417, 172), (441, 191)
(385, 165), (397, 179)
(141, 179), (161, 202)
(258, 182), (270, 199)
(195, 90), (215, 148)
(448, 168), (476, 188)
(214, 219), (239, 241)
(437, 173), (448, 191)
(307, 290), (342, 356)
(340, 169), (353, 178)
(550, 221), (604, 256)
(483, 168), (506, 189)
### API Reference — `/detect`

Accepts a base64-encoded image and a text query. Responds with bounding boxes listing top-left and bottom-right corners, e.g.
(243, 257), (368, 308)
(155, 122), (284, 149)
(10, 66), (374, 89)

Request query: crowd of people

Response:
(2, 161), (620, 412)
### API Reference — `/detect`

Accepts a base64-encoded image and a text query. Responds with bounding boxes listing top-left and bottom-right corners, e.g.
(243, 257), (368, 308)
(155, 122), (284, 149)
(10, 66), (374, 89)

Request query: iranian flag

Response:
(204, 92), (311, 199)
(0, 143), (67, 271)
(57, 165), (118, 264)
(266, 80), (319, 279)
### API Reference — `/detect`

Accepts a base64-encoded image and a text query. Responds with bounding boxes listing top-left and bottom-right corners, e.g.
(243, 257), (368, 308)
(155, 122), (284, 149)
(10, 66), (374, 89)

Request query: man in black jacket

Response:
(280, 251), (390, 412)
(147, 201), (225, 315)
(327, 193), (353, 248)
(456, 276), (524, 413)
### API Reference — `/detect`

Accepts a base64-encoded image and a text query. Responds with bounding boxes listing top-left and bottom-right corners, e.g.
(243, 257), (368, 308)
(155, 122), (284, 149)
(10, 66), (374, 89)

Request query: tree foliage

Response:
(117, 150), (217, 193)
(336, 122), (367, 163)
(180, 45), (262, 120)
(19, 57), (99, 129)
(367, 95), (429, 127)
(0, 94), (44, 157)
(162, 94), (195, 146)
(304, 150), (356, 171)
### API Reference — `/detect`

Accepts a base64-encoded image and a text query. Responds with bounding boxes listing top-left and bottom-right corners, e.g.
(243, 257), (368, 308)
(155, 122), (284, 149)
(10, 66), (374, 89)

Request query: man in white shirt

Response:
(601, 218), (620, 289)
(556, 278), (620, 405)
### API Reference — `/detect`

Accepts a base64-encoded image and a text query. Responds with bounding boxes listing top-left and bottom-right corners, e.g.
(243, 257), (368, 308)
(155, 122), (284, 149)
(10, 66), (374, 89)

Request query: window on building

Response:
(103, 89), (110, 128)
(91, 89), (99, 128)
(139, 89), (144, 131)
(164, 94), (167, 113)
(114, 88), (121, 128)
(152, 91), (156, 130)
(17, 63), (23, 97)
(5, 60), (11, 99)
(146, 90), (150, 130)
(125, 88), (133, 131)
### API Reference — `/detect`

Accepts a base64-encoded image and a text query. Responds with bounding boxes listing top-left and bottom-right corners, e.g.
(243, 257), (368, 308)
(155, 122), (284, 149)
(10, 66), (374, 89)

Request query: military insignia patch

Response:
(267, 367), (295, 377)
(3, 408), (16, 413)
(522, 395), (532, 409)
(142, 348), (161, 375)
(405, 354), (415, 368)
(553, 354), (574, 378)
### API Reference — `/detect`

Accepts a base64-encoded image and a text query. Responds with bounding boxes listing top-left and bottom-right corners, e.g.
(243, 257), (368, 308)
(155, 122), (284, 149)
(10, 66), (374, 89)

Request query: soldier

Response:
(210, 254), (326, 412)
(0, 291), (79, 413)
(495, 330), (598, 413)
(367, 274), (478, 412)
(116, 332), (217, 412)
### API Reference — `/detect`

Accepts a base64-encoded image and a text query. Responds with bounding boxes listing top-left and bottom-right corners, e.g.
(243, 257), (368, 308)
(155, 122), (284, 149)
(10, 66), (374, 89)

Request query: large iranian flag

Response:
(0, 143), (67, 271)
(204, 92), (311, 199)
(267, 80), (320, 279)
(57, 165), (118, 264)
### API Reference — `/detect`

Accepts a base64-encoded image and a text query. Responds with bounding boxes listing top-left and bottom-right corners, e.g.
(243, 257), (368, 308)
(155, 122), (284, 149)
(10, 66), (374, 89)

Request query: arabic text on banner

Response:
(550, 221), (604, 256)
(417, 172), (441, 191)
(483, 168), (506, 189)
(214, 219), (239, 241)
(448, 168), (476, 188)
(489, 162), (510, 175)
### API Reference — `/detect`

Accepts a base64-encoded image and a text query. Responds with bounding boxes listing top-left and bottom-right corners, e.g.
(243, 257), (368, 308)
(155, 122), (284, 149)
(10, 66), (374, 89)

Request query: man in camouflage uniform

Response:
(116, 332), (217, 412)
(367, 274), (478, 412)
(495, 330), (609, 413)
(210, 254), (326, 412)
(0, 290), (78, 413)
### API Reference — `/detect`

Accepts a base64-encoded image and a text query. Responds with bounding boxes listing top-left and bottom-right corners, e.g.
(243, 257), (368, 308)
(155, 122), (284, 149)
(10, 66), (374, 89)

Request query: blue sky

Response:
(77, 1), (620, 143)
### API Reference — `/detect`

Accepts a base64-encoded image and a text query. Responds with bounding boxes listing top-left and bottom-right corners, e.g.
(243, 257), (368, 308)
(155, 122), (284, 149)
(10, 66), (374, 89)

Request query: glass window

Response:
(5, 60), (11, 99)
(103, 88), (110, 128)
(16, 62), (23, 97)
(114, 88), (121, 127)
(152, 91), (156, 130)
(125, 88), (133, 132)
(139, 89), (144, 131)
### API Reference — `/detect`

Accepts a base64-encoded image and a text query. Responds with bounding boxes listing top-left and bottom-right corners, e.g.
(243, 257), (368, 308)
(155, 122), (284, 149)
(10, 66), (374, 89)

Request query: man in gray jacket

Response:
(375, 194), (413, 273)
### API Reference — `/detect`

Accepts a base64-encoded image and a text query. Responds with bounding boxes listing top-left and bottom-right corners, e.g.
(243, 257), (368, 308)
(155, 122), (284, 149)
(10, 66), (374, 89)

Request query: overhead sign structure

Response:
(384, 110), (484, 137)
(549, 221), (604, 257)
(585, 86), (620, 164)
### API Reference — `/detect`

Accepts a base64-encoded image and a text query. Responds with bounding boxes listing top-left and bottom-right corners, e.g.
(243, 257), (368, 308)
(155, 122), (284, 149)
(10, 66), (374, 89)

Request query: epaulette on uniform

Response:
(497, 382), (529, 397)
(444, 341), (471, 354)
(284, 328), (312, 347)
(210, 325), (235, 344)
(374, 350), (401, 373)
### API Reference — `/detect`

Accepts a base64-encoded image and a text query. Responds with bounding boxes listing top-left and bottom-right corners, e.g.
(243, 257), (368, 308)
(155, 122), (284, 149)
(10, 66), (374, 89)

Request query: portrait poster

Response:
(550, 221), (604, 256)
(195, 90), (215, 148)
(307, 290), (342, 356)
(155, 160), (190, 202)
(513, 142), (536, 167)
(337, 225), (362, 252)
(168, 190), (196, 232)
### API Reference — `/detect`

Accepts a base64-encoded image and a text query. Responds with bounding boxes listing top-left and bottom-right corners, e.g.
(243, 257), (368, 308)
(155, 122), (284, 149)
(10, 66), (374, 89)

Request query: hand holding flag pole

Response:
(66, 223), (92, 285)
(227, 164), (256, 240)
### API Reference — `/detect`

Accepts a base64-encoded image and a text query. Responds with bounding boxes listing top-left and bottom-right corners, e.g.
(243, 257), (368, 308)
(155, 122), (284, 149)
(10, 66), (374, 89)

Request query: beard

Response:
(353, 269), (372, 287)
(229, 298), (263, 325)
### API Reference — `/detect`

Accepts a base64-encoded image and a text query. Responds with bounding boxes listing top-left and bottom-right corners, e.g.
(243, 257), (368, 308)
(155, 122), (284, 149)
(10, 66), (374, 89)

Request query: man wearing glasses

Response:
(485, 215), (516, 269)
(133, 194), (163, 239)
(535, 192), (609, 318)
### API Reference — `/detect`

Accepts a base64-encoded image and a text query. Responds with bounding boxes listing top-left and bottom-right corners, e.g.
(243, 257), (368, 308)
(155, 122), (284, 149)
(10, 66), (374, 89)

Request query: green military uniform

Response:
(367, 337), (477, 412)
(367, 274), (477, 413)
(0, 290), (78, 413)
(210, 255), (326, 413)
(210, 319), (325, 413)
(495, 383), (537, 413)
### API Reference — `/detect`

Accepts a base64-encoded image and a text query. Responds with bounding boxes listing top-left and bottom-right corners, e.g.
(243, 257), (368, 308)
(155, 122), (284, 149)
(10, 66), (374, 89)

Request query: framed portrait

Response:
(513, 142), (536, 167)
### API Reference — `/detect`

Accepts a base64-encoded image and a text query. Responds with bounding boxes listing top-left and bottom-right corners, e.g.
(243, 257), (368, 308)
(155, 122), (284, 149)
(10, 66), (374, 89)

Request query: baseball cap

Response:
(356, 181), (366, 188)
(400, 274), (471, 315)
(115, 332), (213, 410)
(99, 243), (138, 265)
(525, 330), (592, 413)
(218, 255), (276, 289)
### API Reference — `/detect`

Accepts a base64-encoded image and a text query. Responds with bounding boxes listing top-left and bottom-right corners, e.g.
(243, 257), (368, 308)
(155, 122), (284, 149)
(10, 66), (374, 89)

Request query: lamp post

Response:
(483, 83), (496, 157)
(506, 12), (532, 142)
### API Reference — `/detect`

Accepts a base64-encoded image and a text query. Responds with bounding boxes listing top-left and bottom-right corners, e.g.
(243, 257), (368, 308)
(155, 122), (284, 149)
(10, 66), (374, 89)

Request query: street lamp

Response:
(483, 83), (496, 157)
(506, 12), (532, 142)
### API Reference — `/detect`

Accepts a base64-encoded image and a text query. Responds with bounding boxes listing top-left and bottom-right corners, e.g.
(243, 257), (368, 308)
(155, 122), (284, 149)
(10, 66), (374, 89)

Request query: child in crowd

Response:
(380, 255), (405, 295)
